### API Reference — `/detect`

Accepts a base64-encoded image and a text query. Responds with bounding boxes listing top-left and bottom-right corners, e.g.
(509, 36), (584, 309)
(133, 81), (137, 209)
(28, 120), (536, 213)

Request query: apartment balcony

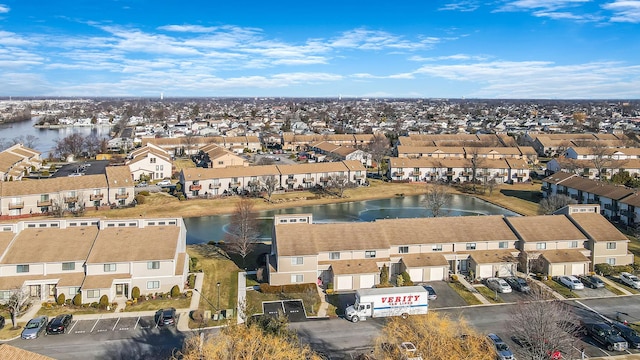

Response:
(498, 172), (508, 177)
(8, 202), (24, 209)
(426, 172), (438, 177)
(286, 178), (297, 185)
(460, 171), (472, 177)
(247, 181), (261, 187)
(392, 172), (404, 177)
(303, 177), (314, 183)
(189, 184), (202, 191)
(230, 182), (241, 187)
(516, 173), (526, 178)
(114, 193), (128, 200)
(586, 199), (599, 204)
(445, 171), (455, 176)
(353, 174), (365, 180)
(621, 210), (636, 218)
(37, 200), (52, 207)
(209, 183), (221, 189)
(320, 176), (332, 182)
(90, 194), (104, 201)
(409, 171), (422, 177)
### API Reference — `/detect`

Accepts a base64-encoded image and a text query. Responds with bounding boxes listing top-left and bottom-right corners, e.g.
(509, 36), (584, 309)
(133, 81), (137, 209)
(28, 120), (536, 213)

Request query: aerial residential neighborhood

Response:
(1, 97), (640, 359)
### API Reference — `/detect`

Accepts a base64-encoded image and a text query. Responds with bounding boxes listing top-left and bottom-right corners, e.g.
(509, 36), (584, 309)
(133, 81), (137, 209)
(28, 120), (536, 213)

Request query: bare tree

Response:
(424, 183), (452, 217)
(468, 148), (485, 193)
(508, 288), (581, 360)
(327, 175), (350, 198)
(487, 178), (498, 196)
(54, 133), (86, 159)
(590, 143), (613, 179)
(224, 198), (260, 269)
(182, 133), (199, 156)
(539, 194), (576, 215)
(6, 286), (30, 329)
(261, 175), (279, 202)
(367, 134), (389, 174)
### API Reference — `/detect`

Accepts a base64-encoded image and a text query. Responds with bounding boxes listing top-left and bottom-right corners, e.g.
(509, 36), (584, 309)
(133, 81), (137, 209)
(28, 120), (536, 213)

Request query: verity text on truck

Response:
(345, 286), (429, 323)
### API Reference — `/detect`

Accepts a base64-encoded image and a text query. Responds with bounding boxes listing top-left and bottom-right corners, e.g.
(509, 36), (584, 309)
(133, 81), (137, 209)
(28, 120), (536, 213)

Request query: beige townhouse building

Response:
(267, 205), (633, 290)
(127, 143), (173, 181)
(0, 217), (188, 304)
(0, 144), (42, 182)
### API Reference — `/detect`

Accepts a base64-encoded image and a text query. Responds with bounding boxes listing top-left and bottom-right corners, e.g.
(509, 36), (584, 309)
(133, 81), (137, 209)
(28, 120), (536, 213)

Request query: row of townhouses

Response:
(386, 157), (531, 184)
(542, 172), (640, 228)
(0, 144), (43, 182)
(0, 218), (188, 304)
(267, 205), (632, 290)
(0, 166), (135, 217)
(395, 145), (538, 164)
(525, 132), (631, 157)
(179, 160), (367, 198)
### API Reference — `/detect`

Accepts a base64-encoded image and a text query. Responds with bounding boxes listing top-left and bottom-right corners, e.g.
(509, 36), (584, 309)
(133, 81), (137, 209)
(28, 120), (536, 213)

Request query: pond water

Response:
(183, 194), (518, 244)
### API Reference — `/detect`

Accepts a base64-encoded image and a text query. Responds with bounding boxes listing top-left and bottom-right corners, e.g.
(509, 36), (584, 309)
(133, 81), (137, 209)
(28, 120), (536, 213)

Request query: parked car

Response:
(136, 182), (148, 188)
(582, 321), (628, 351)
(619, 272), (640, 289)
(485, 277), (512, 293)
(579, 274), (605, 289)
(46, 314), (73, 335)
(156, 179), (173, 186)
(559, 275), (584, 290)
(155, 308), (177, 326)
(612, 322), (640, 349)
(422, 285), (437, 300)
(0, 315), (5, 329)
(504, 276), (531, 293)
(21, 316), (48, 339)
(487, 333), (515, 360)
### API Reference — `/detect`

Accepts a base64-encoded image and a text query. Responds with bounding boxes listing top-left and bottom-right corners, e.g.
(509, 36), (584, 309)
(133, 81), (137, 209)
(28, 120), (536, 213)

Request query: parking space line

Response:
(134, 316), (140, 330)
(112, 317), (121, 331)
(68, 321), (78, 334)
(90, 319), (100, 333)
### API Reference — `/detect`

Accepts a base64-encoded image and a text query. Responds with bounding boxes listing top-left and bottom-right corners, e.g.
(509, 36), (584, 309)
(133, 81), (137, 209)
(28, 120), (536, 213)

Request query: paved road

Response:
(10, 295), (640, 360)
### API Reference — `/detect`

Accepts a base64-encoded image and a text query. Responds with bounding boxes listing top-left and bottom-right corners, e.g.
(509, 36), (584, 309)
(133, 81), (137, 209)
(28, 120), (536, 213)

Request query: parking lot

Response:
(28, 314), (178, 338)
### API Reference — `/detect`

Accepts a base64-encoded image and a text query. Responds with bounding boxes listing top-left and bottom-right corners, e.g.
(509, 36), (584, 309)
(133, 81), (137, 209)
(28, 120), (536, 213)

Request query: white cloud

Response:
(330, 28), (437, 51)
(602, 0), (640, 23)
(439, 1), (480, 12)
(497, 0), (590, 12)
(411, 60), (640, 98)
(409, 54), (490, 62)
(0, 4), (9, 13)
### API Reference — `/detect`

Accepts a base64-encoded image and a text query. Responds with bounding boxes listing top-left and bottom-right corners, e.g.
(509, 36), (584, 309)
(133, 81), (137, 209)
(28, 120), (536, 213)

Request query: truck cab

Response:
(345, 302), (372, 323)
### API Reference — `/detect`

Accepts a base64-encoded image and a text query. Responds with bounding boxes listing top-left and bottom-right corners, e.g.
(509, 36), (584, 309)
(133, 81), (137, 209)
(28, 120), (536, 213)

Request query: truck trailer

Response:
(345, 286), (429, 323)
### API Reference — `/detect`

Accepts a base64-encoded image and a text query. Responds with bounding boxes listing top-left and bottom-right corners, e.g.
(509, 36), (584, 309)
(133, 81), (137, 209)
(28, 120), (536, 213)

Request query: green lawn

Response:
(545, 280), (580, 298)
(448, 282), (482, 305)
(475, 286), (504, 304)
(123, 296), (191, 312)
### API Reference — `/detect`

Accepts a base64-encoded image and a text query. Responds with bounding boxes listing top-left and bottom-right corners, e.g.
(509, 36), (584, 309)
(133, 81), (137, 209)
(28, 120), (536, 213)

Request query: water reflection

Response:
(183, 194), (518, 244)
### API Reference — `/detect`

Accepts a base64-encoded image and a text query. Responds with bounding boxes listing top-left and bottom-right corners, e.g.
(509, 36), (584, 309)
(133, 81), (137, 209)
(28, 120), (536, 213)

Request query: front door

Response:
(29, 285), (41, 299)
(116, 284), (124, 297)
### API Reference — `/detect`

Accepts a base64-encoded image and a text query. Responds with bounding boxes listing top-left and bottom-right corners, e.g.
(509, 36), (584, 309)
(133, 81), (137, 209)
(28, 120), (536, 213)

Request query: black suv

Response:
(46, 314), (73, 335)
(582, 321), (628, 351)
(155, 308), (177, 326)
(612, 322), (640, 349)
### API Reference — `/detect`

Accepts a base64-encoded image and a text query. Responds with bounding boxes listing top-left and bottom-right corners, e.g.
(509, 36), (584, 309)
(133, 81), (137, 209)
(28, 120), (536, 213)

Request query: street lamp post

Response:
(193, 288), (217, 312)
(216, 282), (221, 311)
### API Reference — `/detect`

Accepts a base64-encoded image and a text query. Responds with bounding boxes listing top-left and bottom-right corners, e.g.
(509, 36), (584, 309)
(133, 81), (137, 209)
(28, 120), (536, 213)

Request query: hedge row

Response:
(259, 283), (316, 294)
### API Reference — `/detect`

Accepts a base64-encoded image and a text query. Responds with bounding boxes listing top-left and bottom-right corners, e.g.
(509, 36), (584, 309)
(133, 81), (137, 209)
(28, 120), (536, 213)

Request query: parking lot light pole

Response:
(193, 288), (217, 312)
(216, 282), (221, 311)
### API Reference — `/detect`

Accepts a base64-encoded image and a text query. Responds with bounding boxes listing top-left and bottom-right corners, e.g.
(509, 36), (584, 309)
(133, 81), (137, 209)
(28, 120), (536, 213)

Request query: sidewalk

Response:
(176, 272), (204, 331)
(599, 275), (633, 295)
(314, 284), (329, 318)
(456, 275), (491, 305)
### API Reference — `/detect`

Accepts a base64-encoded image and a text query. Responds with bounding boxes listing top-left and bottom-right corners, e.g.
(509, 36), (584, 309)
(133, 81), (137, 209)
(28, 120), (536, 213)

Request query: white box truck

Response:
(345, 286), (429, 323)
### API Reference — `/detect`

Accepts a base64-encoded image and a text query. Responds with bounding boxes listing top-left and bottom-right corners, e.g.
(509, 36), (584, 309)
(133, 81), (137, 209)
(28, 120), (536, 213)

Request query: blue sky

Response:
(0, 0), (639, 99)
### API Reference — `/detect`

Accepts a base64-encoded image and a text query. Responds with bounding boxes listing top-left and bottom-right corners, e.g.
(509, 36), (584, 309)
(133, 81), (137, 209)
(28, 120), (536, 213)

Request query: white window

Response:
(62, 262), (75, 271)
(17, 264), (29, 273)
(606, 242), (617, 250)
(365, 250), (376, 258)
(569, 241), (578, 248)
(69, 287), (80, 295)
(399, 246), (409, 254)
(498, 241), (508, 249)
(432, 244), (443, 252)
(104, 263), (116, 272)
(291, 257), (304, 265)
(147, 261), (160, 270)
(147, 281), (160, 289)
(0, 291), (10, 300)
(329, 252), (340, 260)
(607, 258), (616, 265)
(291, 274), (303, 283)
(86, 290), (99, 298)
(466, 243), (476, 250)
(536, 243), (547, 250)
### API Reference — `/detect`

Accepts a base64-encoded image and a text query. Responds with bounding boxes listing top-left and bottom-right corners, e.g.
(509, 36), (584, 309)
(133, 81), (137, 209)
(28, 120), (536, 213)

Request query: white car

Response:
(619, 272), (640, 289)
(156, 179), (172, 186)
(559, 275), (584, 290)
(486, 277), (512, 293)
